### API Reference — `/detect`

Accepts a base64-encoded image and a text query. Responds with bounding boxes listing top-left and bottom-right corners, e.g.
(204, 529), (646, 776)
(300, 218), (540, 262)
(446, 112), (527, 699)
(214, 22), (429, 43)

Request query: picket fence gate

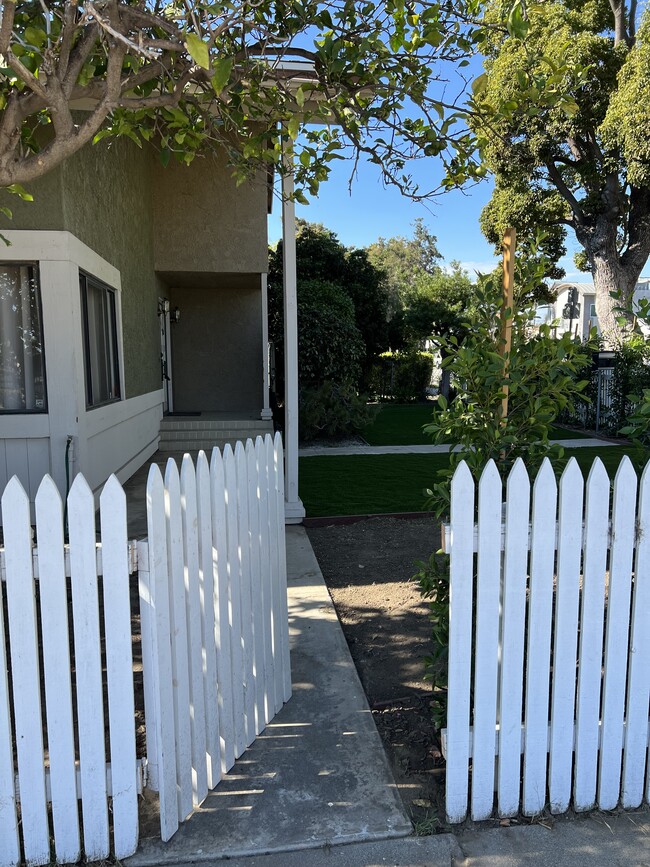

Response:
(442, 455), (650, 824)
(0, 432), (290, 866)
(138, 434), (291, 841)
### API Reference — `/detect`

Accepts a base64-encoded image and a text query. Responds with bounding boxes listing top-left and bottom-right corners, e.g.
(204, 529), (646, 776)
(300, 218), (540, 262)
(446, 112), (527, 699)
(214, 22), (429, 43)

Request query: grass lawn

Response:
(300, 445), (640, 518)
(362, 402), (592, 446)
(362, 403), (437, 446)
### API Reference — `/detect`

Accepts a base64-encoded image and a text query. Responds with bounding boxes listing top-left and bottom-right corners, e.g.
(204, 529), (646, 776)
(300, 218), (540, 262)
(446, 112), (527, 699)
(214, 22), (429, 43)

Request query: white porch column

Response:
(281, 146), (305, 523)
(260, 273), (273, 421)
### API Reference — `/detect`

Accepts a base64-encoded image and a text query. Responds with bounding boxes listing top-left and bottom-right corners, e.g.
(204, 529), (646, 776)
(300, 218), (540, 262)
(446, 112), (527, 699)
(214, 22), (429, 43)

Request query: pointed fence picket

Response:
(443, 456), (650, 824)
(138, 433), (291, 841)
(0, 474), (141, 867)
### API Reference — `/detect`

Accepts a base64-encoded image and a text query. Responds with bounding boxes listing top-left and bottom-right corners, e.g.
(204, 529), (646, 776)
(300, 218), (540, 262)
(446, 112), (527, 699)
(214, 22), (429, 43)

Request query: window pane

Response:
(0, 265), (46, 412)
(81, 274), (121, 407)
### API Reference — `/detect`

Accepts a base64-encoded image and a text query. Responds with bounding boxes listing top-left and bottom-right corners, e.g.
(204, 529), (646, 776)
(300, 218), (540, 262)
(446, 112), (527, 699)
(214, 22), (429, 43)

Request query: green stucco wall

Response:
(5, 137), (268, 409)
(6, 138), (161, 399)
(152, 151), (268, 274)
(169, 280), (262, 413)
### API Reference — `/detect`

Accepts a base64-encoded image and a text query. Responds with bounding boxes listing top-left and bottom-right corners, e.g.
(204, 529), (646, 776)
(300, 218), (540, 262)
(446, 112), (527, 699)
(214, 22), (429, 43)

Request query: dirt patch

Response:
(306, 515), (447, 830)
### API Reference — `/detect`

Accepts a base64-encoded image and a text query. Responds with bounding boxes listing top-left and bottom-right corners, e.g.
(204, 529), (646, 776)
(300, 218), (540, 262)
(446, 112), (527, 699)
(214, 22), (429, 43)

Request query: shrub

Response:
(370, 350), (433, 401)
(299, 381), (376, 441)
(417, 252), (593, 729)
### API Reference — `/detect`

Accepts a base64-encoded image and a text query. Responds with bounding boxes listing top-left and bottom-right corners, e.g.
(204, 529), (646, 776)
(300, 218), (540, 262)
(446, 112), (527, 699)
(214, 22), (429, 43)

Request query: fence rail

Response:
(443, 455), (650, 824)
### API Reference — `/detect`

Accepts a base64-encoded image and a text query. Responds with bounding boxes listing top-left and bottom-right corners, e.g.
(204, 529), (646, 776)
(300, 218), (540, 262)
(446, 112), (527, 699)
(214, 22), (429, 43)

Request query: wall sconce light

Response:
(171, 306), (181, 324)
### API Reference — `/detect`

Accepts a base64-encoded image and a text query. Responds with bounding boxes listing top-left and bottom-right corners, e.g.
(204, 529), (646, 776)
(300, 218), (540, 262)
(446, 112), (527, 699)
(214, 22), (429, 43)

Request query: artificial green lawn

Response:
(299, 445), (640, 518)
(362, 402), (589, 446)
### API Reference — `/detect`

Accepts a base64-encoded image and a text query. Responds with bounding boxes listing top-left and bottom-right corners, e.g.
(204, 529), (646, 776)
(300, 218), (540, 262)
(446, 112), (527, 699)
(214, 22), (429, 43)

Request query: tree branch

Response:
(0, 0), (16, 56)
(545, 160), (585, 226)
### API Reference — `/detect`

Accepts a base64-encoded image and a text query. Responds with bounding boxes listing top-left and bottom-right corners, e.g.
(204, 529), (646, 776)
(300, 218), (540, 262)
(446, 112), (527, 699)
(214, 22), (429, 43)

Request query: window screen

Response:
(80, 273), (121, 407)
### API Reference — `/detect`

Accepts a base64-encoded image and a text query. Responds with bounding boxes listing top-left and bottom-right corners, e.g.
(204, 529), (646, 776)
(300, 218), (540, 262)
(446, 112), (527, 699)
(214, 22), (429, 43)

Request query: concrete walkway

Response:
(299, 438), (619, 457)
(127, 526), (411, 866)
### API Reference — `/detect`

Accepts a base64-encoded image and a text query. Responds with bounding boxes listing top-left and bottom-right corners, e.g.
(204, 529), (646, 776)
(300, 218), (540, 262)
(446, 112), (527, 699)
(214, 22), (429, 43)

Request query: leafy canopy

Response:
(469, 0), (650, 342)
(0, 0), (484, 209)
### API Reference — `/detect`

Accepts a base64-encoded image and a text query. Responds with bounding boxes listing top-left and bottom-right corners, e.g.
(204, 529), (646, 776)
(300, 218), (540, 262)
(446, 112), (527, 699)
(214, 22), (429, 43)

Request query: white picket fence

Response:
(443, 455), (650, 823)
(0, 473), (141, 867)
(138, 435), (291, 841)
(0, 432), (290, 865)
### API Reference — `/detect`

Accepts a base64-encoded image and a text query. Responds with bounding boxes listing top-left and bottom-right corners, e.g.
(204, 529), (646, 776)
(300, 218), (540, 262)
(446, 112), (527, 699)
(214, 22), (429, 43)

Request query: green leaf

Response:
(287, 115), (300, 140)
(472, 73), (488, 96)
(24, 26), (47, 49)
(211, 57), (233, 94)
(185, 33), (210, 70)
(506, 1), (529, 40)
(6, 184), (33, 202)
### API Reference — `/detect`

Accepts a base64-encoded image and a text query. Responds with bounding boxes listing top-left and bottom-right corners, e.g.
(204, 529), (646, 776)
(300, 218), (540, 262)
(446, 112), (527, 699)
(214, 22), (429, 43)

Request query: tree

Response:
(471, 0), (650, 346)
(0, 0), (482, 218)
(402, 263), (476, 346)
(366, 218), (443, 314)
(268, 220), (390, 392)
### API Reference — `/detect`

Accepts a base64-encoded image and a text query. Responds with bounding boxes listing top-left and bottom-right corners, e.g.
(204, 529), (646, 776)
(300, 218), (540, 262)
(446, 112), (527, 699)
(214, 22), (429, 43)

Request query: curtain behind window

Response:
(0, 265), (46, 412)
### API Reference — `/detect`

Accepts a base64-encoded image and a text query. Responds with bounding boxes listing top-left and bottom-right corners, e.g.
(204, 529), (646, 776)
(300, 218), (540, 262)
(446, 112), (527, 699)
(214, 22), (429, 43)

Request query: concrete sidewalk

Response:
(128, 527), (411, 866)
(163, 810), (650, 866)
(298, 438), (617, 456)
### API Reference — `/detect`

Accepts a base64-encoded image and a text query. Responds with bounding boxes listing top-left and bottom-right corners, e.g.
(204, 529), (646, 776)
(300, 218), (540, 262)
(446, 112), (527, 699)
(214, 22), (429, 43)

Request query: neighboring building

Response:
(536, 278), (650, 341)
(0, 136), (304, 523)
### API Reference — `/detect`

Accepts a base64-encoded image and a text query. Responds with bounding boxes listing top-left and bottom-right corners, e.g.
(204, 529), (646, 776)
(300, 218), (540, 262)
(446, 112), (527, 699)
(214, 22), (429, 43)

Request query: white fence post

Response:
(164, 459), (193, 821)
(2, 478), (43, 867)
(623, 462), (650, 808)
(523, 458), (556, 817)
(445, 461), (475, 824)
(68, 475), (110, 860)
(598, 457), (636, 810)
(471, 460), (502, 821)
(100, 476), (139, 859)
(35, 476), (80, 863)
(235, 441), (256, 748)
(180, 454), (209, 807)
(574, 458), (609, 811)
(548, 458), (583, 814)
(142, 463), (179, 842)
(223, 444), (246, 759)
(0, 550), (19, 867)
(497, 458), (530, 818)
(210, 447), (236, 774)
(196, 451), (221, 790)
(274, 433), (292, 704)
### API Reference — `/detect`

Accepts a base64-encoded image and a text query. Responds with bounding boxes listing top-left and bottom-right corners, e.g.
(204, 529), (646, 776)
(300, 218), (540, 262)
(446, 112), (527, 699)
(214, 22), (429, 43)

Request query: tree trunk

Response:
(577, 215), (647, 348)
(591, 254), (637, 348)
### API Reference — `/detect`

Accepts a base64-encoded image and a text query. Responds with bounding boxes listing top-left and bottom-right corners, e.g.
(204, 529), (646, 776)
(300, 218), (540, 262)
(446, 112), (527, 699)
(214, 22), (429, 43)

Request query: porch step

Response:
(160, 418), (271, 432)
(158, 417), (274, 453)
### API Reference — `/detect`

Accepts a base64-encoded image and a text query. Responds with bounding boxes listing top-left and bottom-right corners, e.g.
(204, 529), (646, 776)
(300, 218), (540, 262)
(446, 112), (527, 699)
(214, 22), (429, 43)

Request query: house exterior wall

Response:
(0, 232), (162, 515)
(152, 152), (268, 275)
(169, 279), (263, 413)
(7, 138), (161, 400)
(1, 139), (268, 517)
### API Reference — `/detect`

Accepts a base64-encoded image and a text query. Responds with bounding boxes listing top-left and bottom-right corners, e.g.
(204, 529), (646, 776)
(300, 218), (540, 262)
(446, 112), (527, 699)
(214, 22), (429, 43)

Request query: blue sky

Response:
(268, 141), (649, 284)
